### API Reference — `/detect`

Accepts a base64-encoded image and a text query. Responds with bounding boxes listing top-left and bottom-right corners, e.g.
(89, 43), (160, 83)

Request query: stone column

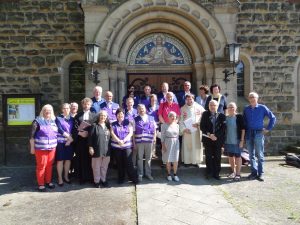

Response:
(109, 64), (118, 101)
(204, 60), (214, 87)
(117, 64), (127, 104)
(193, 62), (205, 94)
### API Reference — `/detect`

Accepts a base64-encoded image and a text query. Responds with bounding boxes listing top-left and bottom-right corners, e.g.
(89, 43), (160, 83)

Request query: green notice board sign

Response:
(7, 98), (36, 125)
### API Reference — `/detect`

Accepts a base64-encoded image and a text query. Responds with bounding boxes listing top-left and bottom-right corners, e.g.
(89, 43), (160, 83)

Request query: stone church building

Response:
(0, 0), (300, 165)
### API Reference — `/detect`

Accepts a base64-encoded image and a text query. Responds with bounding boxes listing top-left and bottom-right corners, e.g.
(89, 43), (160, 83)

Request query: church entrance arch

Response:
(126, 33), (193, 95)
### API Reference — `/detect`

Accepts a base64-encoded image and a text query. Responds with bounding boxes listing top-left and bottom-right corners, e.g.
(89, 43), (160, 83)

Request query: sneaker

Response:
(257, 175), (264, 182)
(146, 175), (154, 181)
(45, 183), (55, 189)
(227, 173), (235, 179)
(234, 175), (241, 181)
(138, 175), (143, 182)
(167, 175), (172, 181)
(247, 173), (257, 180)
(38, 185), (46, 192)
(174, 176), (180, 182)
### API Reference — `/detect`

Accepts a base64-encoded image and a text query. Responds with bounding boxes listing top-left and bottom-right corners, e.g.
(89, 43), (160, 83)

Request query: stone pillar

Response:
(193, 62), (206, 93)
(117, 65), (127, 104)
(109, 64), (118, 102)
(204, 61), (214, 87)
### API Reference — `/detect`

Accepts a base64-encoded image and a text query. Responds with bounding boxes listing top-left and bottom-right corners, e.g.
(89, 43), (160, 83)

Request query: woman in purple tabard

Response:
(111, 108), (138, 184)
(125, 97), (138, 122)
(29, 104), (58, 192)
(55, 103), (75, 186)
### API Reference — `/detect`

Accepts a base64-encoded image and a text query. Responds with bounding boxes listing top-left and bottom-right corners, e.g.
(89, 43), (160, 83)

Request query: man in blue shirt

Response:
(90, 86), (104, 113)
(243, 92), (276, 181)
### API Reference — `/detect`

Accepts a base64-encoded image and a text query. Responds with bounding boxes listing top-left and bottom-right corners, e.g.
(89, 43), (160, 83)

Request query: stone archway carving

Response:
(127, 33), (192, 66)
(93, 0), (228, 62)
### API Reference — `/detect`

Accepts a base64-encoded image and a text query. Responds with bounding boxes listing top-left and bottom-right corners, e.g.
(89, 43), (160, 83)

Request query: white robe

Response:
(179, 102), (205, 164)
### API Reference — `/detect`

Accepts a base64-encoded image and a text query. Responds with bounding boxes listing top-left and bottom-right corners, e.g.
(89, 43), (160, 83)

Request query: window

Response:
(236, 61), (244, 97)
(69, 61), (85, 103)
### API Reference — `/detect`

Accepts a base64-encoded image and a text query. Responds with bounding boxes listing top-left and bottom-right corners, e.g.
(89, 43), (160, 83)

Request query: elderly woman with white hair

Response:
(88, 110), (111, 188)
(29, 104), (58, 191)
(161, 111), (180, 182)
(225, 102), (245, 181)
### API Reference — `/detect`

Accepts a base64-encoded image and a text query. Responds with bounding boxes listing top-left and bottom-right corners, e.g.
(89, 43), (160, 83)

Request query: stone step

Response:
(150, 154), (230, 170)
(280, 145), (300, 155)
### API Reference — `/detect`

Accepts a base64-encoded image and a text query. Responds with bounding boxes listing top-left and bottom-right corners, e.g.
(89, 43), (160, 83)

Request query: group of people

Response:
(29, 82), (276, 191)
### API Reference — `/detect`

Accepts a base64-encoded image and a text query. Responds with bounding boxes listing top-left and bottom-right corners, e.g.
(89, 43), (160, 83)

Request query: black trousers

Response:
(115, 148), (137, 183)
(204, 141), (222, 177)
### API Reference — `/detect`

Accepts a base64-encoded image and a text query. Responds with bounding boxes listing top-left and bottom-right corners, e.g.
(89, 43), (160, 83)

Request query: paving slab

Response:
(136, 173), (249, 225)
(0, 167), (136, 225)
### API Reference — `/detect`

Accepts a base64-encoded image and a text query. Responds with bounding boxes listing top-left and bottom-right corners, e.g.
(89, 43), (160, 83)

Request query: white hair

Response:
(248, 92), (259, 98)
(93, 86), (102, 93)
(39, 104), (56, 120)
(168, 111), (177, 118)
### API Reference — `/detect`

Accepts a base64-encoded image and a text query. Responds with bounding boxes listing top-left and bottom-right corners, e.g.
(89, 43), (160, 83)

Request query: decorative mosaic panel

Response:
(127, 33), (192, 65)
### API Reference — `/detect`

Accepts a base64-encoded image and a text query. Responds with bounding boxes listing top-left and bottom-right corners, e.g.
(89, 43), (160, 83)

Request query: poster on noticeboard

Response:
(2, 94), (41, 126)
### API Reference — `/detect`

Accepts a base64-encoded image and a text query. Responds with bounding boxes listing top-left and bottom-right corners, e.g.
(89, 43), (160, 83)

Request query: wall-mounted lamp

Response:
(223, 43), (241, 83)
(85, 43), (100, 85)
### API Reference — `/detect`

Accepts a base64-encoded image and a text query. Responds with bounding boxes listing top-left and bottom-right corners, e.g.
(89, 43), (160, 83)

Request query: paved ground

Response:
(0, 157), (299, 225)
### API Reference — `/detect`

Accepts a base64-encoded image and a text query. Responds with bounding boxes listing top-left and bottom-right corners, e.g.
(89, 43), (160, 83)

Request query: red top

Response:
(158, 102), (181, 123)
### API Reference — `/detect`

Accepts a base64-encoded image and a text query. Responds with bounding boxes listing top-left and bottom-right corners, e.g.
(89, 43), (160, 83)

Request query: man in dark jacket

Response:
(200, 100), (226, 180)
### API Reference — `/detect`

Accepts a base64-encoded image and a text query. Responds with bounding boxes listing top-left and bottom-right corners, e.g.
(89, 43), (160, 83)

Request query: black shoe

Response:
(45, 183), (55, 189)
(118, 179), (125, 184)
(213, 175), (221, 180)
(102, 181), (109, 188)
(63, 177), (71, 184)
(58, 182), (64, 187)
(94, 182), (101, 188)
(247, 173), (257, 180)
(257, 175), (264, 182)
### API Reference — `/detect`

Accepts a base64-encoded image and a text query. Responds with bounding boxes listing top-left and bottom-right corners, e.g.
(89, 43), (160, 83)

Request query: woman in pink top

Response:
(158, 92), (180, 124)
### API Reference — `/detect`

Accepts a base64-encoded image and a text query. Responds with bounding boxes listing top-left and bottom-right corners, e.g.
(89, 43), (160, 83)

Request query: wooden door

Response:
(127, 73), (191, 96)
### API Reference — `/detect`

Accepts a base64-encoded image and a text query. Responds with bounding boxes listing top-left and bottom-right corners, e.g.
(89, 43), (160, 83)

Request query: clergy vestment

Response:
(179, 102), (205, 164)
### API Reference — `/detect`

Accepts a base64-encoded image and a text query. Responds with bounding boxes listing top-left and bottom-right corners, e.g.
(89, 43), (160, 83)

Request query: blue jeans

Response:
(246, 130), (264, 176)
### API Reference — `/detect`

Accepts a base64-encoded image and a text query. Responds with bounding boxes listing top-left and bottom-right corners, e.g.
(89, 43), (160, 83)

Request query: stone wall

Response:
(237, 1), (300, 153)
(0, 0), (84, 114)
(0, 0), (84, 165)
